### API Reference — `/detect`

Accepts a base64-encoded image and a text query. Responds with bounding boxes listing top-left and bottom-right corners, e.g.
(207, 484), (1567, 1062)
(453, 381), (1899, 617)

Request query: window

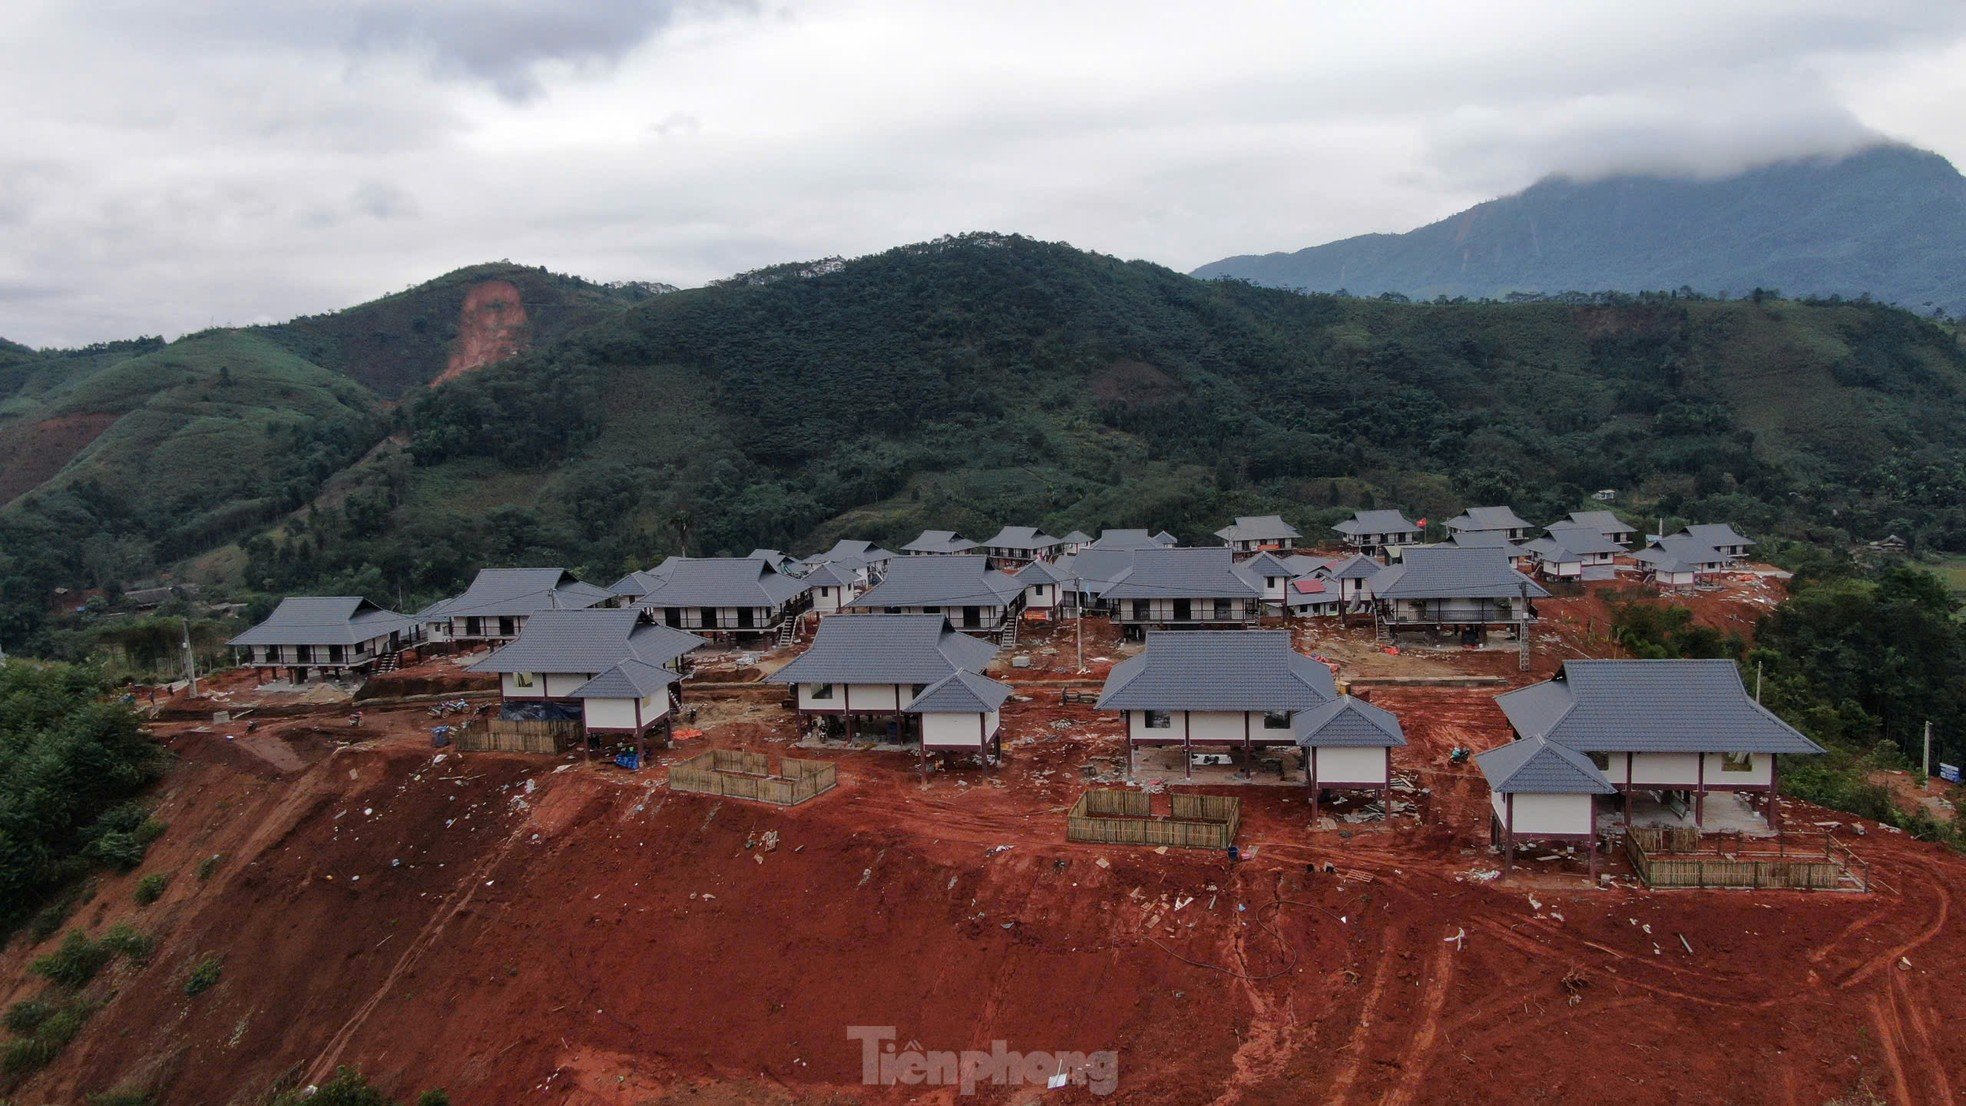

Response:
(1144, 710), (1171, 730)
(513, 672), (536, 688)
(1214, 599), (1233, 619)
(1262, 710), (1291, 730)
(1132, 600), (1150, 620)
(1588, 751), (1611, 771)
(811, 683), (835, 701)
(911, 685), (926, 698)
(1722, 752), (1753, 773)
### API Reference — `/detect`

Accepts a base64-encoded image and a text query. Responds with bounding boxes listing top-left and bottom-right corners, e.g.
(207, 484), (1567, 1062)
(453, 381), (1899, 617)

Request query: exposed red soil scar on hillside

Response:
(0, 411), (117, 503)
(436, 279), (529, 386)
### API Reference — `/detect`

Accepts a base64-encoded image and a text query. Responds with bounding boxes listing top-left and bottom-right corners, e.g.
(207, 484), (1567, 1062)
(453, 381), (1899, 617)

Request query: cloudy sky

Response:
(5, 1), (1966, 346)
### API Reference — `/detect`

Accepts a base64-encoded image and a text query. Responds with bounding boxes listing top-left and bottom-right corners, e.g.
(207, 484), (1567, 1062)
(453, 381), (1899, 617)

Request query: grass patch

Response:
(183, 953), (223, 997)
(0, 994), (99, 1076)
(133, 872), (169, 906)
(31, 931), (118, 988)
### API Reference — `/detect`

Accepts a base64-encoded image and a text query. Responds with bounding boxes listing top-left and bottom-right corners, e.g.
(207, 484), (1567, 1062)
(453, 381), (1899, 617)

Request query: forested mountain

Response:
(1195, 144), (1966, 317)
(3, 233), (1965, 650)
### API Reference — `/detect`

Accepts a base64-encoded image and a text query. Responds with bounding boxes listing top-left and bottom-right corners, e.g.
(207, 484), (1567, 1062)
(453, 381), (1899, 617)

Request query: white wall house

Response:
(1098, 630), (1338, 777)
(766, 614), (1004, 758)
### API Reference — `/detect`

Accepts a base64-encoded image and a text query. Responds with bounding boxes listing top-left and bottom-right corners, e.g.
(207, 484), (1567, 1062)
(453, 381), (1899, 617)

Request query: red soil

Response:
(0, 411), (117, 504)
(8, 617), (1964, 1105)
(435, 280), (530, 386)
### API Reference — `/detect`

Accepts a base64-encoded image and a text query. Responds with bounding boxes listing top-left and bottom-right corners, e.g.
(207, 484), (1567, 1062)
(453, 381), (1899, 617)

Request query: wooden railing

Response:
(1623, 827), (1865, 891)
(1065, 789), (1240, 849)
(669, 749), (838, 807)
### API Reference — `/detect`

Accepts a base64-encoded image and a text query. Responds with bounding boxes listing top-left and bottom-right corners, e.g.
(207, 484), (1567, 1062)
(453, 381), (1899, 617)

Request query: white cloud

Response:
(2, 0), (1964, 345)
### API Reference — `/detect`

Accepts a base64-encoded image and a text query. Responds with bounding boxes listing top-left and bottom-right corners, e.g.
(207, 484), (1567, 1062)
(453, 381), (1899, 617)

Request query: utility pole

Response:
(1073, 567), (1084, 673)
(1755, 661), (1762, 702)
(181, 617), (199, 698)
(1925, 720), (1933, 779)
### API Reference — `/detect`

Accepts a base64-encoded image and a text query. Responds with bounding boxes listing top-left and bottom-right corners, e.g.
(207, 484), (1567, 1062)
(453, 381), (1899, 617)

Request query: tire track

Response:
(1382, 939), (1456, 1106)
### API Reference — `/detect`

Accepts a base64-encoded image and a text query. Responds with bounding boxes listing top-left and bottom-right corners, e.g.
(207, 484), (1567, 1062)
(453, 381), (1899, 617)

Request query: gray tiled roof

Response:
(1240, 552), (1298, 579)
(1495, 659), (1824, 755)
(631, 557), (813, 609)
(767, 613), (998, 685)
(801, 562), (859, 588)
(1057, 530), (1093, 545)
(1476, 737), (1616, 794)
(905, 669), (1014, 714)
(1320, 554), (1383, 580)
(1102, 548), (1263, 600)
(1367, 547), (1551, 600)
(1540, 525), (1625, 557)
(1015, 559), (1066, 587)
(1450, 530), (1528, 554)
(425, 568), (610, 619)
(1521, 537), (1583, 564)
(1089, 530), (1165, 551)
(1153, 531), (1180, 546)
(1294, 696), (1407, 748)
(469, 609), (706, 674)
(1215, 514), (1301, 542)
(608, 557), (684, 599)
(814, 539), (896, 567)
(1564, 510), (1636, 536)
(569, 659), (681, 700)
(849, 555), (1024, 609)
(1097, 630), (1337, 711)
(902, 530), (978, 554)
(230, 597), (419, 647)
(1050, 549), (1139, 596)
(1333, 509), (1420, 536)
(979, 525), (1061, 552)
(1634, 536), (1734, 573)
(1678, 523), (1754, 549)
(1446, 506), (1531, 533)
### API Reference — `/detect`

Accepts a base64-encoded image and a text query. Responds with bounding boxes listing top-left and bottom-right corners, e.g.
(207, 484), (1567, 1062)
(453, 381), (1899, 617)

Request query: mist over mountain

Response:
(1195, 145), (1966, 316)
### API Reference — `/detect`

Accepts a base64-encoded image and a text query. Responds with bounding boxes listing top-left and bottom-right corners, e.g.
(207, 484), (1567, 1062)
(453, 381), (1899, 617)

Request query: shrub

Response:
(268, 1067), (394, 1106)
(417, 1092), (451, 1106)
(99, 923), (154, 962)
(0, 996), (99, 1076)
(183, 953), (222, 997)
(87, 1092), (155, 1106)
(30, 932), (115, 988)
(196, 854), (223, 882)
(3, 998), (53, 1034)
(133, 872), (169, 905)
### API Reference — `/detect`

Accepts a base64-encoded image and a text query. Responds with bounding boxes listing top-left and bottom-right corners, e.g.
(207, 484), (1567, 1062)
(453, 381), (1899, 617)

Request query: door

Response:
(963, 606), (981, 628)
(737, 607), (755, 629)
(663, 608), (681, 628)
(1173, 599), (1192, 621)
(700, 607), (718, 628)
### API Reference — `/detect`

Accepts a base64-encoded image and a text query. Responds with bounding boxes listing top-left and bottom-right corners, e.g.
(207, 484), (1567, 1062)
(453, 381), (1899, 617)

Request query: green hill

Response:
(4, 233), (1965, 652)
(1196, 145), (1966, 318)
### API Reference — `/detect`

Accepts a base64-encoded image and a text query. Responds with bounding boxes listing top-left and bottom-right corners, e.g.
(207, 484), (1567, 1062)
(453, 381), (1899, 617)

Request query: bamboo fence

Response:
(1624, 826), (1864, 891)
(452, 719), (579, 754)
(668, 749), (837, 807)
(1066, 788), (1240, 849)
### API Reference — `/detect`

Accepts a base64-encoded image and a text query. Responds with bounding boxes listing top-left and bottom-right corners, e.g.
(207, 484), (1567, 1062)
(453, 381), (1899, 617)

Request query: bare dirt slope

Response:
(434, 279), (529, 386)
(6, 603), (1961, 1105)
(0, 411), (117, 503)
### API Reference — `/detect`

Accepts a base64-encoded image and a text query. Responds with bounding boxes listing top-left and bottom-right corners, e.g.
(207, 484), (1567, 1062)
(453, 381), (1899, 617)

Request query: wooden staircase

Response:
(373, 651), (402, 674)
(998, 618), (1019, 648)
(776, 613), (805, 649)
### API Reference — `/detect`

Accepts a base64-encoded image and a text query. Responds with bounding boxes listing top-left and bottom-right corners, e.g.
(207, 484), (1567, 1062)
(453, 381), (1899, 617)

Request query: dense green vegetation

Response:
(0, 664), (164, 931)
(1615, 555), (1966, 840)
(1197, 144), (1966, 318)
(4, 235), (1965, 685)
